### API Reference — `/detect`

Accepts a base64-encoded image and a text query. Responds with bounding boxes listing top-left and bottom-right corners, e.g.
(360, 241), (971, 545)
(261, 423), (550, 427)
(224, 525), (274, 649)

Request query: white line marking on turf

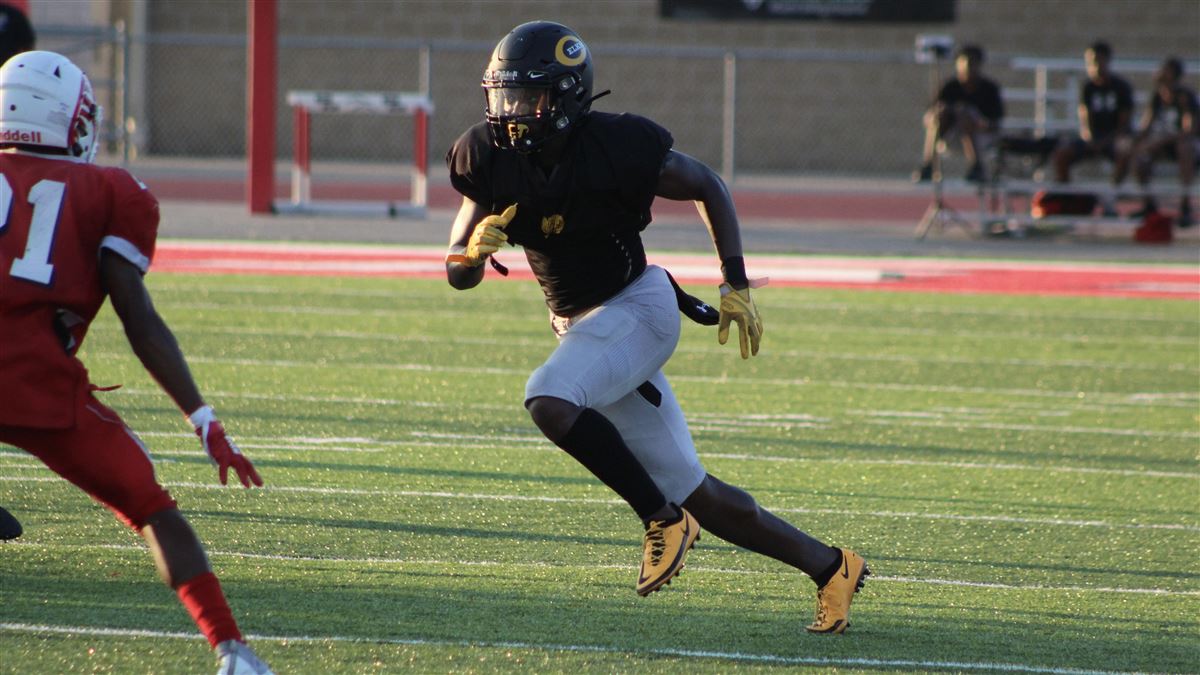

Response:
(0, 622), (1174, 674)
(3, 476), (1194, 532)
(153, 280), (1198, 325)
(5, 433), (1196, 480)
(8, 541), (1196, 598)
(161, 324), (1198, 374)
(155, 302), (1198, 346)
(73, 352), (1200, 415)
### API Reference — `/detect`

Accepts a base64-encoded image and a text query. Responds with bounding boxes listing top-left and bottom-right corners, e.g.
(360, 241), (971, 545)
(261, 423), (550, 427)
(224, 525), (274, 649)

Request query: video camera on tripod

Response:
(914, 34), (955, 64)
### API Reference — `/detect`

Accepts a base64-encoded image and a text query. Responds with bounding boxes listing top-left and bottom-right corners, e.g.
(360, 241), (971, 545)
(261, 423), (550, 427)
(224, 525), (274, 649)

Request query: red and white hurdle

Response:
(275, 90), (433, 217)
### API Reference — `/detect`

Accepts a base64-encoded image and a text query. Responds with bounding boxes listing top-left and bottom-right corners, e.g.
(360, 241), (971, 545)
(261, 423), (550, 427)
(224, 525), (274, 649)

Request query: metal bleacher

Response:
(949, 57), (1200, 239)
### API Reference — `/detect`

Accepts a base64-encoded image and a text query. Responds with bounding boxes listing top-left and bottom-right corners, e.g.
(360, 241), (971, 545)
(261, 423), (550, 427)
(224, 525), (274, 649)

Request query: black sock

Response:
(555, 408), (668, 521)
(811, 547), (844, 588)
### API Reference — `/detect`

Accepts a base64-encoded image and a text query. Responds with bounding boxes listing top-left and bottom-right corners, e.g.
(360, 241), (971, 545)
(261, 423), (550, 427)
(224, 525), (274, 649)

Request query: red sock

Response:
(176, 571), (243, 647)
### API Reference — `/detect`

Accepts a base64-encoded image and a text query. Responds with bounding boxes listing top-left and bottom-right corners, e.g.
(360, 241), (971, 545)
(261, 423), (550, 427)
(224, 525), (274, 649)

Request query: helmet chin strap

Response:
(581, 89), (611, 110)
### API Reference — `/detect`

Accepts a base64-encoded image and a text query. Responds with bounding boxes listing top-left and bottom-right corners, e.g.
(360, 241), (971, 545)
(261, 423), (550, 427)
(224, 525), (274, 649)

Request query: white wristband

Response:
(187, 405), (215, 429)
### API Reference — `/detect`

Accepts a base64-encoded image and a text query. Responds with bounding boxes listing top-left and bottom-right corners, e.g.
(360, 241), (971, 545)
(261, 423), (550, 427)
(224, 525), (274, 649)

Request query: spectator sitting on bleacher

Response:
(913, 44), (1004, 184)
(1051, 41), (1134, 213)
(1130, 57), (1197, 227)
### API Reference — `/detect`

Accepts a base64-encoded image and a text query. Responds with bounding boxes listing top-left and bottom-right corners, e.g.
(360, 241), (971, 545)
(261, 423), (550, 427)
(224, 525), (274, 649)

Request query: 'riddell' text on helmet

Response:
(482, 21), (594, 153)
(0, 51), (101, 162)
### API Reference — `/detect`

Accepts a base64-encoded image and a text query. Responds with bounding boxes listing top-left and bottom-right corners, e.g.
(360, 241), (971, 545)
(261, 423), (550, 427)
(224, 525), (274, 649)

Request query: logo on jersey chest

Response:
(541, 214), (565, 237)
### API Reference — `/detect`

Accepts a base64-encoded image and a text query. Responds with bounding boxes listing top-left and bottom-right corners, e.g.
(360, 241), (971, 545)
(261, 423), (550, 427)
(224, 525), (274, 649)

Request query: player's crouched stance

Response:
(444, 22), (868, 632)
(0, 52), (271, 673)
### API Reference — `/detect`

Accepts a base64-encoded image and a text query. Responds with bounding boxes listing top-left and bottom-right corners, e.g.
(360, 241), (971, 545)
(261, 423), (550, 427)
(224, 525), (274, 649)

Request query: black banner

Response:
(660, 0), (956, 22)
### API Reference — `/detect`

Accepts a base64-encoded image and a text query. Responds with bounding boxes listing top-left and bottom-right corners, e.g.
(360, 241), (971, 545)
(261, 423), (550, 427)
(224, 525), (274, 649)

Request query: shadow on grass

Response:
(3, 566), (1196, 673)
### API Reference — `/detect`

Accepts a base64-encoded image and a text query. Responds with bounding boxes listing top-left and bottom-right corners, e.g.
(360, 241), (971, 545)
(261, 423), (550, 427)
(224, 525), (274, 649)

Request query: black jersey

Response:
(1081, 75), (1134, 139)
(936, 77), (1004, 124)
(1148, 86), (1200, 135)
(448, 112), (674, 316)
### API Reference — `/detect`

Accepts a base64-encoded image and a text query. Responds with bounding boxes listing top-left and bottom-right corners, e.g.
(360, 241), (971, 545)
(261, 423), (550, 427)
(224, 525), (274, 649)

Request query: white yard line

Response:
(4, 431), (1195, 479)
(146, 324), (1196, 374)
(6, 541), (1196, 598)
(1, 476), (1194, 532)
(0, 622), (1176, 674)
(101, 386), (1200, 416)
(149, 281), (1197, 324)
(73, 352), (1200, 410)
(148, 302), (1197, 346)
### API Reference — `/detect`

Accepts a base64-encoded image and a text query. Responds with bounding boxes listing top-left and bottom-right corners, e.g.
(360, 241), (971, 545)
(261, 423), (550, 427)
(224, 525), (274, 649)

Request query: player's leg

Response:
(526, 395), (675, 523)
(602, 372), (844, 578)
(593, 369), (704, 595)
(3, 392), (271, 672)
(526, 265), (685, 524)
(526, 266), (698, 593)
(603, 372), (868, 633)
(683, 473), (869, 633)
(683, 475), (840, 579)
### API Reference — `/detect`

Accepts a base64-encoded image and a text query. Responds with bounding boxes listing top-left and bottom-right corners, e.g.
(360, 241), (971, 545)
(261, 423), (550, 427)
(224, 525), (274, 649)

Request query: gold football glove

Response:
(717, 283), (763, 359)
(462, 203), (517, 266)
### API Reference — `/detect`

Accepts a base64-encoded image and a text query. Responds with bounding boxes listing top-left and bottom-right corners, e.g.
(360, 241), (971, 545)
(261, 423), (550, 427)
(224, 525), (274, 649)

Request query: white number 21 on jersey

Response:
(0, 174), (67, 285)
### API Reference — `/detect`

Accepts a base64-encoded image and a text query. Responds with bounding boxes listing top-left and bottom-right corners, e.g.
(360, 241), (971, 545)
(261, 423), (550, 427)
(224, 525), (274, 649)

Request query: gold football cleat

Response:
(806, 548), (869, 634)
(636, 507), (700, 596)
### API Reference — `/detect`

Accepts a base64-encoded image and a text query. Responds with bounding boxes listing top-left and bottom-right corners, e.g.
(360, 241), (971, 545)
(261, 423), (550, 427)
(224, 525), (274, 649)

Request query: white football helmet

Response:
(0, 50), (101, 162)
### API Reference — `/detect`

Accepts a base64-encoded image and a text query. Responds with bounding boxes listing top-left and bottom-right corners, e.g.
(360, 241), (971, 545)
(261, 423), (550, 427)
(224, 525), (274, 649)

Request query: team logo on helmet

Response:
(554, 36), (586, 67)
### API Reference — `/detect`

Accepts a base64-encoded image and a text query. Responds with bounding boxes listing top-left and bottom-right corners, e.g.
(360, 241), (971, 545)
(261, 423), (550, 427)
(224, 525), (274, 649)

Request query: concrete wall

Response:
(140, 0), (1200, 176)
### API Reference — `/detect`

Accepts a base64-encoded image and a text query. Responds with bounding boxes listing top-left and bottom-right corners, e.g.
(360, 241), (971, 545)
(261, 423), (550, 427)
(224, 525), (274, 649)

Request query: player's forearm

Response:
(123, 313), (205, 415)
(693, 172), (744, 265)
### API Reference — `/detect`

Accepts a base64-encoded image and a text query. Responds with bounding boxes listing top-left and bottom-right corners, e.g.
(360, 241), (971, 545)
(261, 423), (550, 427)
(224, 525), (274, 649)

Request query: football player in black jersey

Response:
(445, 21), (868, 632)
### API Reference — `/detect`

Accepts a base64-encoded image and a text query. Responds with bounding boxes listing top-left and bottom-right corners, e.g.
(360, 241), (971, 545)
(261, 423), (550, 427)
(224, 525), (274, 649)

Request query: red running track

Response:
(153, 241), (1199, 300)
(143, 178), (960, 224)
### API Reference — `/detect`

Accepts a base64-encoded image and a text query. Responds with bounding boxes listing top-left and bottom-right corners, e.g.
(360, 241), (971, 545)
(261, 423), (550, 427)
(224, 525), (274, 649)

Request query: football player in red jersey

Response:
(0, 52), (271, 674)
(445, 22), (868, 632)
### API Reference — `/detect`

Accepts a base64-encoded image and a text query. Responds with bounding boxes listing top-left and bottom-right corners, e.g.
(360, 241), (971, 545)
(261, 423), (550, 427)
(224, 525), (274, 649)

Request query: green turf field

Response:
(1, 272), (1197, 674)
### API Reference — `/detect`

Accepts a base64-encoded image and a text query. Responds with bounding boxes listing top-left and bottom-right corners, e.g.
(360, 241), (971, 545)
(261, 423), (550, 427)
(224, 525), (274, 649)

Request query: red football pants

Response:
(0, 389), (177, 530)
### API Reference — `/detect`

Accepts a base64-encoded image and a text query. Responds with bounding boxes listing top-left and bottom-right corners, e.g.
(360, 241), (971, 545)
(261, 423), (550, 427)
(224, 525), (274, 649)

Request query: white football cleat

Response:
(216, 640), (273, 675)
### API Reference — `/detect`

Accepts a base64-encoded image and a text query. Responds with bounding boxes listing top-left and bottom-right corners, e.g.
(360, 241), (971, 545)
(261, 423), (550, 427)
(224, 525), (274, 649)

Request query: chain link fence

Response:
(38, 27), (1187, 179)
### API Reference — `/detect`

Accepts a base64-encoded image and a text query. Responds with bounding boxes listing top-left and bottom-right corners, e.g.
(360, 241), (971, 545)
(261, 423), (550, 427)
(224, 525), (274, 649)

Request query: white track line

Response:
(2, 476), (1194, 532)
(5, 541), (1195, 598)
(0, 622), (1175, 674)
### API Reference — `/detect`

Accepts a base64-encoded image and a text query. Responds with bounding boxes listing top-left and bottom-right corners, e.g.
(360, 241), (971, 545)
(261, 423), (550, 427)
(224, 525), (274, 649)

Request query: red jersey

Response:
(0, 151), (159, 429)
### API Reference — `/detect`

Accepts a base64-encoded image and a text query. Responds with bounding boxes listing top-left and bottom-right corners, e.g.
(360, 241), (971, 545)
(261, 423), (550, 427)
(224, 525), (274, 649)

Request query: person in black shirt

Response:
(446, 21), (868, 632)
(1052, 42), (1135, 197)
(914, 44), (1004, 183)
(1130, 57), (1197, 226)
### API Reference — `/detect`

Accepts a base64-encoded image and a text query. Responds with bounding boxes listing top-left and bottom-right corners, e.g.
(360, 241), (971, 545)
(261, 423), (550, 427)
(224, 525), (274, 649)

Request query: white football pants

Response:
(525, 265), (707, 504)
